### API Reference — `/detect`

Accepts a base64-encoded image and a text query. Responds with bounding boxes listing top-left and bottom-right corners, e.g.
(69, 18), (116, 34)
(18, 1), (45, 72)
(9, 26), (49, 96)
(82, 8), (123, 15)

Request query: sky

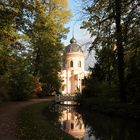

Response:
(62, 0), (95, 69)
(62, 0), (91, 46)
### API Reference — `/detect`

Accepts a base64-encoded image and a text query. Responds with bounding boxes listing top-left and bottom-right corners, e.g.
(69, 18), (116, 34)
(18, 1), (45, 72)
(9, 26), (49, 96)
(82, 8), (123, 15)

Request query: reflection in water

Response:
(59, 106), (85, 139)
(55, 104), (95, 140)
(53, 103), (140, 140)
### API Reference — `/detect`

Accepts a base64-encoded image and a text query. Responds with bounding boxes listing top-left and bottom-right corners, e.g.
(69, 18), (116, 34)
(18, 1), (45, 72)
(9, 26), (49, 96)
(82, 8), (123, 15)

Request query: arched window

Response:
(70, 61), (73, 67)
(78, 61), (81, 67)
(71, 123), (74, 130)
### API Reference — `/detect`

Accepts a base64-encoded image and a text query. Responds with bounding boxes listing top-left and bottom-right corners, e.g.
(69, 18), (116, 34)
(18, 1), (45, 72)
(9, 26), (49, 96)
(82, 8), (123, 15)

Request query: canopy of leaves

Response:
(81, 0), (140, 102)
(0, 0), (71, 101)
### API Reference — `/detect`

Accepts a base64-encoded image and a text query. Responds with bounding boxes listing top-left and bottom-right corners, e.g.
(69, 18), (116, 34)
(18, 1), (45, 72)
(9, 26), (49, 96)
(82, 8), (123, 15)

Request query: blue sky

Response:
(62, 0), (91, 46)
(62, 0), (95, 69)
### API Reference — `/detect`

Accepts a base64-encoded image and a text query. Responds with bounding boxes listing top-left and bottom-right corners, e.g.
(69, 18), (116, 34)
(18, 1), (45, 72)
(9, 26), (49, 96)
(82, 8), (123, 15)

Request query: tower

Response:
(61, 37), (85, 95)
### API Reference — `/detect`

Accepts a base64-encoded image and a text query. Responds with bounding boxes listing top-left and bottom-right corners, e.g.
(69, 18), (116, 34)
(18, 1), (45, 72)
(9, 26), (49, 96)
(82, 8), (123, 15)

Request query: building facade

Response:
(61, 37), (89, 95)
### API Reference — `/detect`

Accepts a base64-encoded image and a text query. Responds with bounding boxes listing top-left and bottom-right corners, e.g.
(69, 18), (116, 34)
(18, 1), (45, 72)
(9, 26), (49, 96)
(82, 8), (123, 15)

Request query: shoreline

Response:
(78, 97), (140, 120)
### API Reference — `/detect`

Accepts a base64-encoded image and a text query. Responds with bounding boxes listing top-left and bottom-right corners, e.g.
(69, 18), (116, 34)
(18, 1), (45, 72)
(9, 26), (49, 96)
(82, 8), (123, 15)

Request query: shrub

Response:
(9, 70), (34, 101)
(0, 74), (10, 102)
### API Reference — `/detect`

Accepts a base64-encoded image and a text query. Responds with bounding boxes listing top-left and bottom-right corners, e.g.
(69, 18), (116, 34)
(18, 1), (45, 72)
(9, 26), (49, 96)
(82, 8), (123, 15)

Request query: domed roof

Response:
(65, 37), (83, 53)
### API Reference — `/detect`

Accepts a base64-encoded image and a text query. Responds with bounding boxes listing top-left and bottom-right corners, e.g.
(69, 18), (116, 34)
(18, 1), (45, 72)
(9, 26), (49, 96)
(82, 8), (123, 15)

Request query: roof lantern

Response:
(65, 37), (83, 53)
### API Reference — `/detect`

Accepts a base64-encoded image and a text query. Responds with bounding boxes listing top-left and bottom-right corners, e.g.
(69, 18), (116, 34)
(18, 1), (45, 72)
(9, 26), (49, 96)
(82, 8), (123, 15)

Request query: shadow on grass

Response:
(17, 101), (75, 140)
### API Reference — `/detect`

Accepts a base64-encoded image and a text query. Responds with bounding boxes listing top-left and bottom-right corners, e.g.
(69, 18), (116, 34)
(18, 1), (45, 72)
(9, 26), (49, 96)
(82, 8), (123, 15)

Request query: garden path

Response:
(0, 97), (54, 140)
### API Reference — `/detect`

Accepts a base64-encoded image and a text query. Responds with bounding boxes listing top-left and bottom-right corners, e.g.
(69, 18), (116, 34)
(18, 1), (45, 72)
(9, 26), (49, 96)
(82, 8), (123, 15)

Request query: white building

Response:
(61, 37), (89, 95)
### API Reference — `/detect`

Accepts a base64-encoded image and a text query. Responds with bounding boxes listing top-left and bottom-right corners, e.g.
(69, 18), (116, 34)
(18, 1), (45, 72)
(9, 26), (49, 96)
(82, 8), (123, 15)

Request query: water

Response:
(48, 103), (140, 140)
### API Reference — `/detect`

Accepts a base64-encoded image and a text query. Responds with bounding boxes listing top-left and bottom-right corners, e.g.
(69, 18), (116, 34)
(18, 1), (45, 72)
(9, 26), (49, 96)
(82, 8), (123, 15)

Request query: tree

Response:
(81, 0), (139, 102)
(31, 0), (70, 95)
(0, 0), (71, 101)
(8, 57), (34, 100)
(0, 0), (22, 100)
(115, 0), (126, 102)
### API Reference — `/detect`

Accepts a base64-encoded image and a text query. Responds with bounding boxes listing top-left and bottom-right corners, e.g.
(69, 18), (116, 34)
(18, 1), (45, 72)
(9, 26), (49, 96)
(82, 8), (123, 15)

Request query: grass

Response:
(17, 102), (75, 140)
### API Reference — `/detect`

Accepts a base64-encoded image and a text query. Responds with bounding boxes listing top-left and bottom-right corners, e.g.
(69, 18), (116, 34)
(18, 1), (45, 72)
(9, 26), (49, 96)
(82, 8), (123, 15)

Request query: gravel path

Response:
(0, 98), (54, 140)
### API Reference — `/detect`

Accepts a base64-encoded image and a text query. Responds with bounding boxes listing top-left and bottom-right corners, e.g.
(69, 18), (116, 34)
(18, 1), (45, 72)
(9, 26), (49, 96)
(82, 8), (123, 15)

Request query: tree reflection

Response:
(48, 103), (140, 140)
(77, 108), (140, 140)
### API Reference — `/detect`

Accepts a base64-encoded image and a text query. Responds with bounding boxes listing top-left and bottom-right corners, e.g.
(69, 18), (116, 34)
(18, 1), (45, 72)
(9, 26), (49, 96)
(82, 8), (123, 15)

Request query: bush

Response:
(0, 75), (10, 102)
(9, 70), (34, 101)
(81, 76), (118, 101)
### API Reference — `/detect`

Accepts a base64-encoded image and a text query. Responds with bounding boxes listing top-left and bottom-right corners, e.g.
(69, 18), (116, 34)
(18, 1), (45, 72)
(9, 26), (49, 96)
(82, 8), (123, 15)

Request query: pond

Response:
(47, 102), (140, 140)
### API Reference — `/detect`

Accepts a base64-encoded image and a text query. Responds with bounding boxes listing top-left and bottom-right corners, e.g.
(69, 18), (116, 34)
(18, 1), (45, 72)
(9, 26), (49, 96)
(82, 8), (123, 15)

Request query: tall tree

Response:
(115, 0), (126, 102)
(31, 0), (70, 94)
(0, 0), (70, 100)
(0, 0), (35, 100)
(81, 0), (139, 102)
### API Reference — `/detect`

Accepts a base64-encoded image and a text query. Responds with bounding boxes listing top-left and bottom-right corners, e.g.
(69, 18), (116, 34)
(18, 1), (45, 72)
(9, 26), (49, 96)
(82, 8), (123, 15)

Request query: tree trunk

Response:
(115, 0), (127, 102)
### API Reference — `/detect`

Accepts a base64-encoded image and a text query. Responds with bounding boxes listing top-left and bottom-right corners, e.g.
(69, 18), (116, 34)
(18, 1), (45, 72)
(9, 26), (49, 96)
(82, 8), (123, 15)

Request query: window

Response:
(78, 61), (81, 67)
(82, 79), (85, 85)
(62, 85), (65, 91)
(71, 123), (74, 130)
(70, 61), (73, 67)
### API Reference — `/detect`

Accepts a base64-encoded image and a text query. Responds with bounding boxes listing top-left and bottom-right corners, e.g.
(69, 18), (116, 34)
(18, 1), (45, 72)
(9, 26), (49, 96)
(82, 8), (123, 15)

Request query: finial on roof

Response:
(72, 24), (75, 37)
(70, 37), (77, 44)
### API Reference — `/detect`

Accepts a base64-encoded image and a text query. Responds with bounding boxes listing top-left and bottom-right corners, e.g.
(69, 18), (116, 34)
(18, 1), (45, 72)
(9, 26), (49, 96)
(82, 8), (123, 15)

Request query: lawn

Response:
(17, 102), (75, 140)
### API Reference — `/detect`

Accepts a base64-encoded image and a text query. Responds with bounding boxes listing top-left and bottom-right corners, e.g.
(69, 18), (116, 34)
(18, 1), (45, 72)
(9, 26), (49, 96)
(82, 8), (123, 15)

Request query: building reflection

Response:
(53, 103), (140, 140)
(58, 105), (85, 139)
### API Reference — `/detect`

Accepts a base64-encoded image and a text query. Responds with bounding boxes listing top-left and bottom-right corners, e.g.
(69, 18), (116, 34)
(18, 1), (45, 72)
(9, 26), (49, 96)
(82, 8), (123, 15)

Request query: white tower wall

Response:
(60, 37), (89, 95)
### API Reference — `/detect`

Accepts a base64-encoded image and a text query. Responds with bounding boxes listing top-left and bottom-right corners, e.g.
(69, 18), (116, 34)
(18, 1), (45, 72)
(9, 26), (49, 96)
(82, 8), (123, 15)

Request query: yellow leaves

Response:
(33, 0), (71, 32)
(34, 2), (45, 15)
(50, 8), (71, 23)
(33, 77), (42, 94)
(50, 0), (71, 22)
(52, 0), (68, 7)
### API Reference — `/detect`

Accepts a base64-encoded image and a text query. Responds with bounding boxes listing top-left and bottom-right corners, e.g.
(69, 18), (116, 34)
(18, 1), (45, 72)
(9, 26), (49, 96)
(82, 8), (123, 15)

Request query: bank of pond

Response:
(17, 101), (140, 140)
(79, 97), (140, 120)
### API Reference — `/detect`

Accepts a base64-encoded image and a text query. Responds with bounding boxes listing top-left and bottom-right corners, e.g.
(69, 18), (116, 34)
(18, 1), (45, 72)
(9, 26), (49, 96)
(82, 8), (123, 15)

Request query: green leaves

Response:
(0, 0), (70, 101)
(30, 0), (70, 95)
(81, 0), (139, 102)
